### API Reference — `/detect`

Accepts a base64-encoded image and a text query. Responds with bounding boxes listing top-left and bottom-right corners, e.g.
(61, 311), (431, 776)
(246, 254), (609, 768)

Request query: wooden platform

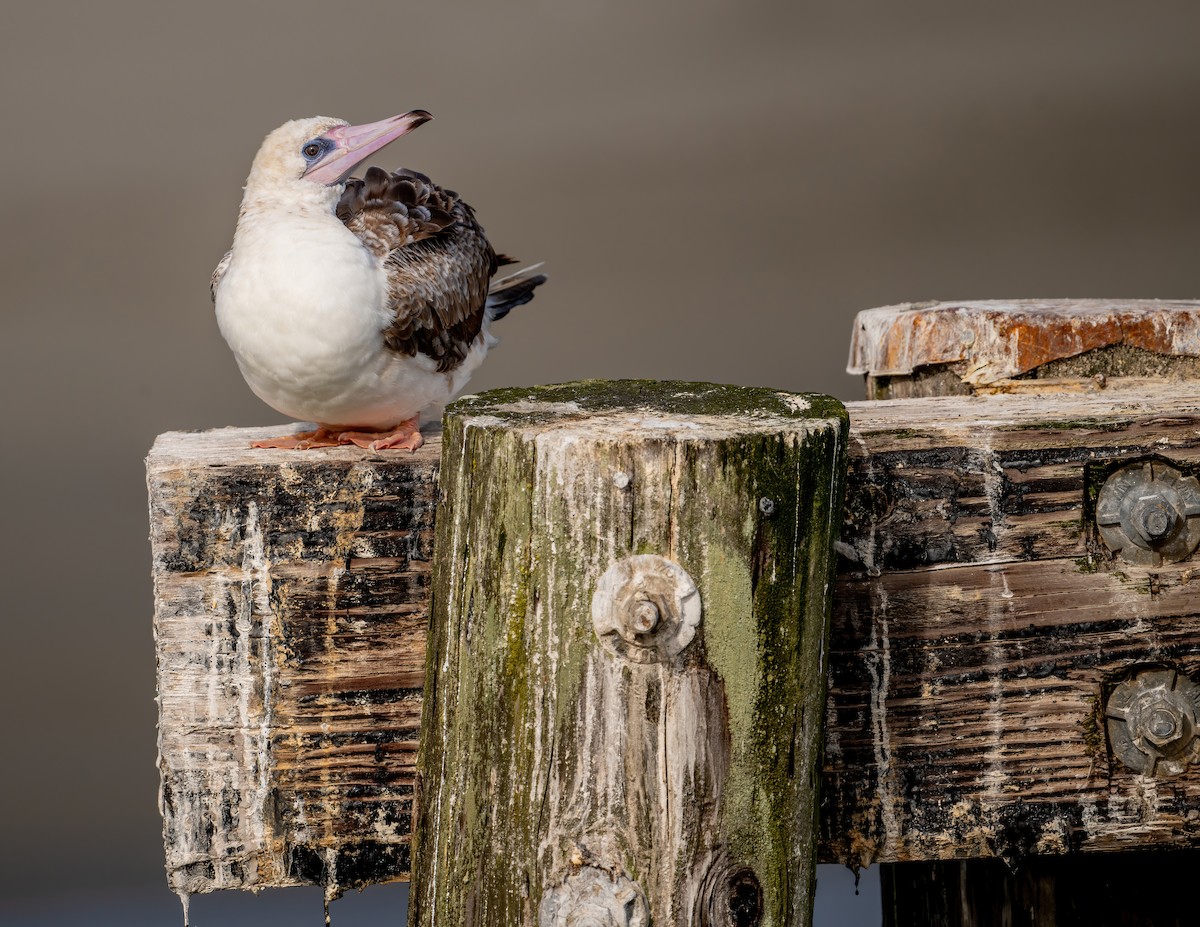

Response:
(149, 383), (1200, 894)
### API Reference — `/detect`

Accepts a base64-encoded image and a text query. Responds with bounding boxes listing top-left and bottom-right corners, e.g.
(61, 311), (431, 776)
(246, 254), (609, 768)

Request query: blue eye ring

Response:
(301, 139), (328, 161)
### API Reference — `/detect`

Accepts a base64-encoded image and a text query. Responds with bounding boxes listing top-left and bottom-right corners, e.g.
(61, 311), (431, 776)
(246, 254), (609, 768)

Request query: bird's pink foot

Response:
(336, 417), (424, 452)
(251, 427), (343, 449)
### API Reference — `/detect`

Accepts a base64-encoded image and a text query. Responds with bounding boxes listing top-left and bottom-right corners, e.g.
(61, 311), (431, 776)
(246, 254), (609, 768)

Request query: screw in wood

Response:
(758, 497), (775, 516)
(1095, 459), (1200, 566)
(1105, 666), (1200, 777)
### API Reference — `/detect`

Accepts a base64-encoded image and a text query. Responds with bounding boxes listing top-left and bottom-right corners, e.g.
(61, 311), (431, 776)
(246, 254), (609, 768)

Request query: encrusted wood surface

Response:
(848, 299), (1200, 397)
(149, 425), (440, 898)
(409, 382), (848, 927)
(824, 383), (1200, 868)
(150, 384), (1200, 899)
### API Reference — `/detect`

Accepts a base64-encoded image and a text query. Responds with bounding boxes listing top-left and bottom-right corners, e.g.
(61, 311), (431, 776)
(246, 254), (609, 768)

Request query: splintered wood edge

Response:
(844, 381), (1200, 434)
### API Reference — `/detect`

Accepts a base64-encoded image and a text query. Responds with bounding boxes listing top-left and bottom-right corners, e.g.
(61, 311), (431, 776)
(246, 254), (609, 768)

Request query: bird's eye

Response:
(302, 141), (324, 160)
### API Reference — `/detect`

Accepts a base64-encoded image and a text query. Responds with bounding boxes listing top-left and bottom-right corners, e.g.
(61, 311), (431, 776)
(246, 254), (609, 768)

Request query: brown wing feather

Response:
(337, 167), (497, 373)
(210, 249), (232, 302)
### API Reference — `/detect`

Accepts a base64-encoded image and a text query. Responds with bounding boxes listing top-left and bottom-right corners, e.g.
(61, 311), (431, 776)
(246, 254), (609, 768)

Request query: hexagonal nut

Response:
(1142, 704), (1190, 748)
(1095, 460), (1200, 565)
(539, 867), (648, 927)
(1105, 666), (1200, 776)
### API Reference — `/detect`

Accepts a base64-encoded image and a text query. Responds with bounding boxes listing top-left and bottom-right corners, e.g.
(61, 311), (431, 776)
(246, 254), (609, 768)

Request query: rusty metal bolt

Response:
(1131, 493), (1178, 542)
(1095, 460), (1200, 565)
(628, 594), (660, 634)
(592, 555), (701, 663)
(1144, 705), (1185, 748)
(1105, 666), (1200, 776)
(539, 867), (648, 927)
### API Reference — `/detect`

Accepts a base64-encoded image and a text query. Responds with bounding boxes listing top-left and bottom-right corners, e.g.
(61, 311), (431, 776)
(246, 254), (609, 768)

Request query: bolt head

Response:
(592, 555), (701, 663)
(540, 866), (648, 927)
(629, 597), (659, 634)
(1106, 667), (1200, 775)
(1147, 707), (1180, 743)
(1139, 701), (1192, 750)
(1132, 493), (1179, 543)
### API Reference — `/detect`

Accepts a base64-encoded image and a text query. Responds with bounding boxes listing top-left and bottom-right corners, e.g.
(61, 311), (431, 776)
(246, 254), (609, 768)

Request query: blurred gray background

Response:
(3, 1), (1199, 924)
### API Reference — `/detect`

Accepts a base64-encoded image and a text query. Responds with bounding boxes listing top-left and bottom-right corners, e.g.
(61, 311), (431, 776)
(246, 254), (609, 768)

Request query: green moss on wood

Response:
(450, 378), (847, 427)
(1008, 418), (1130, 433)
(1079, 691), (1106, 756)
(1027, 343), (1200, 381)
(412, 380), (847, 927)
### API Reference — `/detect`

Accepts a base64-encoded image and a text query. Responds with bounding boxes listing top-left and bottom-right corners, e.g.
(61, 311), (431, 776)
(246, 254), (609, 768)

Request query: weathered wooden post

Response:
(148, 427), (441, 912)
(839, 300), (1200, 927)
(409, 381), (848, 927)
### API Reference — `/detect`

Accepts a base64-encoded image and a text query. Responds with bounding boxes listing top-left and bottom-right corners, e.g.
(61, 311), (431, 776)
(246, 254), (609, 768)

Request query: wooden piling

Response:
(408, 381), (848, 927)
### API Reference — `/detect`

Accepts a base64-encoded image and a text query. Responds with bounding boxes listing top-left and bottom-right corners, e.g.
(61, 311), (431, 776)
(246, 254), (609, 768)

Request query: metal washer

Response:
(1094, 460), (1200, 565)
(1106, 667), (1200, 777)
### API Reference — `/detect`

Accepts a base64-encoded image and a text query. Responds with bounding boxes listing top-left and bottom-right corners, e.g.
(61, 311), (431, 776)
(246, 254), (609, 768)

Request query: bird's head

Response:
(244, 110), (433, 201)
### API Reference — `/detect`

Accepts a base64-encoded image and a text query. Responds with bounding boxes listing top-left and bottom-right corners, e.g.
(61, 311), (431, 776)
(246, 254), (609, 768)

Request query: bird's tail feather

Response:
(486, 262), (547, 322)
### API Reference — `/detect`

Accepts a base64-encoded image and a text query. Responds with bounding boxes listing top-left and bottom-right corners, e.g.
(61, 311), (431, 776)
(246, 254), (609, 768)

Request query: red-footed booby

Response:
(212, 110), (546, 451)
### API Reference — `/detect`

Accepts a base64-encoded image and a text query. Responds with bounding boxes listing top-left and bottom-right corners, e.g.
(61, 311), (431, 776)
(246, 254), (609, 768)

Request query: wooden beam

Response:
(879, 853), (1198, 927)
(823, 384), (1200, 866)
(849, 298), (1200, 927)
(847, 299), (1200, 398)
(149, 384), (1200, 901)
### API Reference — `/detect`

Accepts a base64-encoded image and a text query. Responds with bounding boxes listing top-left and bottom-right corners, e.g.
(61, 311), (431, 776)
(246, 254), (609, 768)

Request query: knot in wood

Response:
(1105, 666), (1200, 777)
(591, 555), (701, 663)
(538, 866), (648, 927)
(696, 856), (764, 927)
(1095, 459), (1200, 566)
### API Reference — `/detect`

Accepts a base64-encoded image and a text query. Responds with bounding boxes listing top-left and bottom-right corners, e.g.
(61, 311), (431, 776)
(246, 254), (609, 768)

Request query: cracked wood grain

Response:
(409, 381), (848, 927)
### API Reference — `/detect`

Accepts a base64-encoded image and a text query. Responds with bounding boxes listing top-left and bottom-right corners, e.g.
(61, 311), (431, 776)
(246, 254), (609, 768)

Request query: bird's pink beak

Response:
(303, 110), (433, 185)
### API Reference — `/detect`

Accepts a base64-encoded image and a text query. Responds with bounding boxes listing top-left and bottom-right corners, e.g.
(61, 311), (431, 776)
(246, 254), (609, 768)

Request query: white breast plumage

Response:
(211, 110), (546, 451)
